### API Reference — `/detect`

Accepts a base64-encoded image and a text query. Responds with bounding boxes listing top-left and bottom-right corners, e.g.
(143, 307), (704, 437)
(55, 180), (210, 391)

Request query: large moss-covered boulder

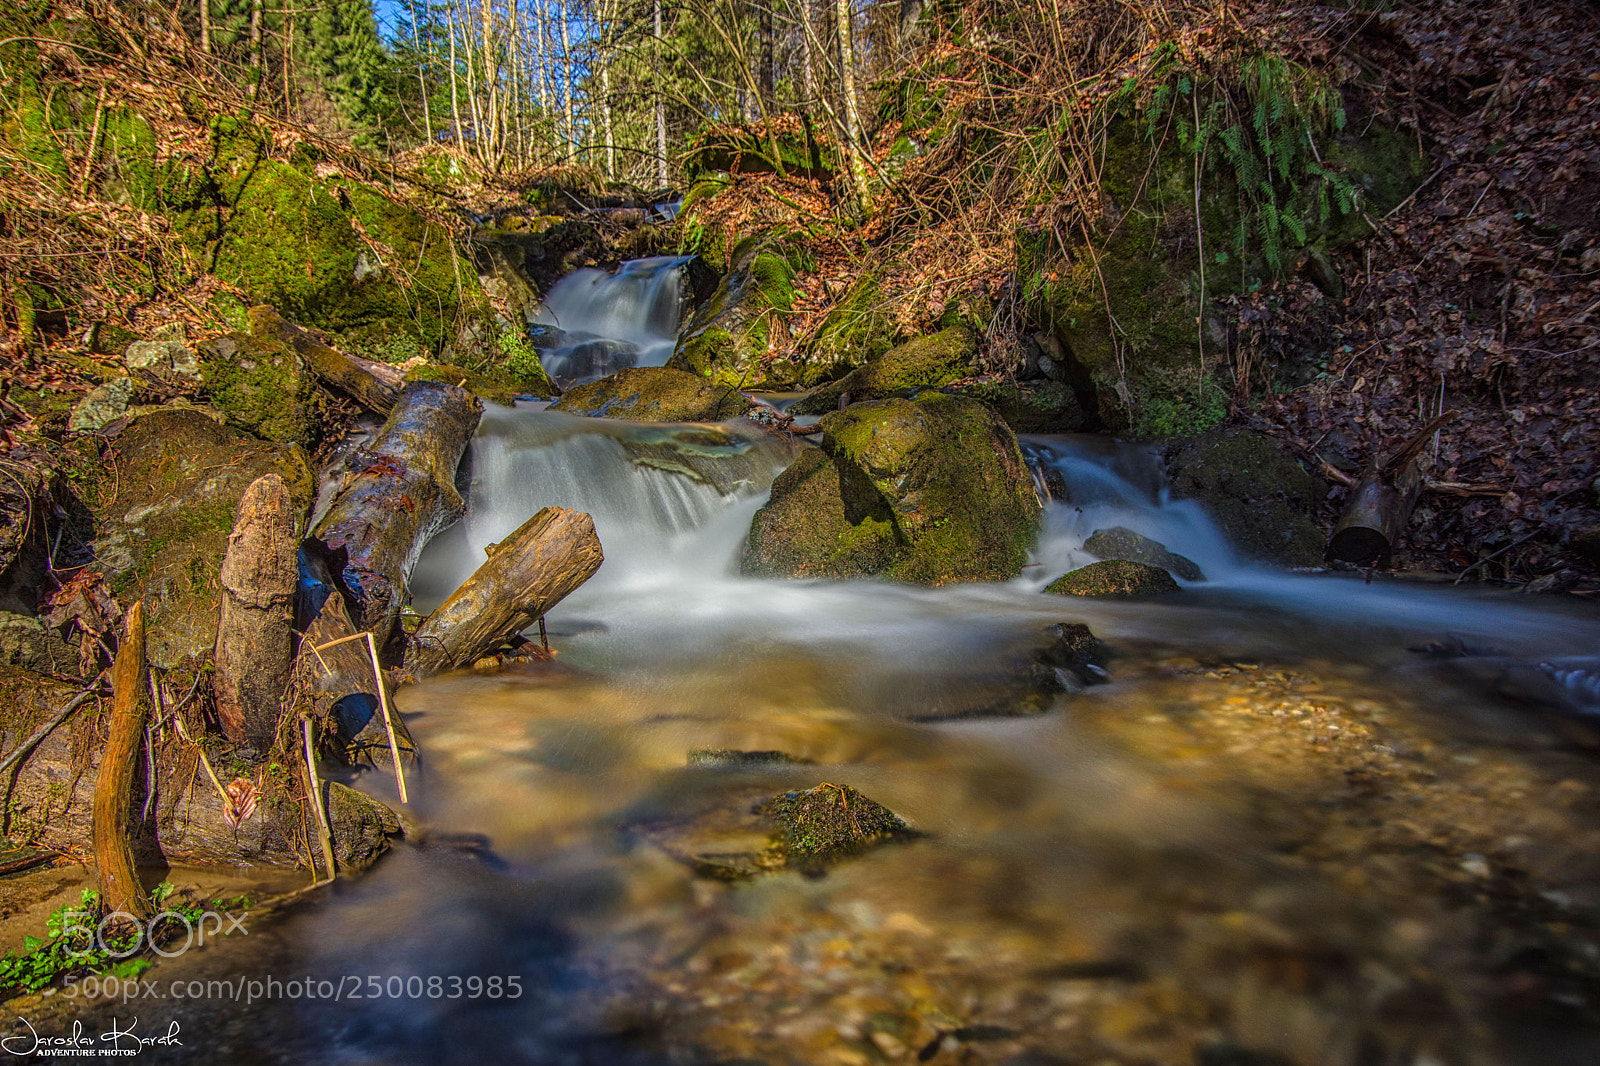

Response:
(1164, 430), (1325, 567)
(550, 366), (753, 422)
(743, 393), (1041, 584)
(668, 236), (796, 389)
(789, 326), (979, 415)
(795, 275), (900, 387)
(1045, 560), (1179, 599)
(943, 378), (1086, 434)
(90, 409), (314, 668)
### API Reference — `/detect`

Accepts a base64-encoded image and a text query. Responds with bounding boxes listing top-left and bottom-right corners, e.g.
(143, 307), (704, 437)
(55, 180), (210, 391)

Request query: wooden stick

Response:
(92, 601), (153, 918)
(301, 717), (338, 881)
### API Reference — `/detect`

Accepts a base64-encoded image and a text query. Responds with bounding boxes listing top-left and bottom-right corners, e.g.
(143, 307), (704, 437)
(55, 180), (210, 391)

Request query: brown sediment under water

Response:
(24, 411), (1600, 1066)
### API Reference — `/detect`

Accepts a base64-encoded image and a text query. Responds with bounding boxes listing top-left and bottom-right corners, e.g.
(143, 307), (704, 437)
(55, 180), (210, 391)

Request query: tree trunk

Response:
(308, 381), (483, 649)
(214, 474), (298, 751)
(409, 0), (431, 143)
(448, 7), (464, 145)
(200, 0), (211, 55)
(655, 0), (667, 187)
(405, 507), (603, 677)
(93, 601), (152, 918)
(558, 0), (575, 155)
(835, 0), (871, 210)
(1326, 411), (1457, 568)
(760, 1), (775, 111)
(249, 305), (403, 416)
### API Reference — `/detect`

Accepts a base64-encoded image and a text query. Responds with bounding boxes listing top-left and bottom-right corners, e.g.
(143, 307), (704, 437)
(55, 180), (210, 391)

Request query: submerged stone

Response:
(1164, 430), (1324, 567)
(1045, 559), (1180, 599)
(550, 366), (753, 422)
(743, 393), (1040, 584)
(1084, 526), (1205, 581)
(687, 749), (812, 768)
(789, 325), (979, 415)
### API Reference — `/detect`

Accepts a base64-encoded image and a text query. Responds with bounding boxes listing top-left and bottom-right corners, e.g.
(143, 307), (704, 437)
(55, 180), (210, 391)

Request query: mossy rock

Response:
(943, 379), (1085, 434)
(403, 354), (558, 405)
(687, 749), (812, 768)
(326, 782), (403, 873)
(797, 275), (900, 386)
(89, 409), (314, 668)
(789, 326), (979, 415)
(1083, 526), (1204, 581)
(743, 393), (1041, 584)
(550, 366), (753, 422)
(1045, 560), (1180, 599)
(0, 612), (80, 678)
(197, 315), (318, 445)
(667, 236), (796, 389)
(1164, 430), (1325, 566)
(633, 782), (912, 881)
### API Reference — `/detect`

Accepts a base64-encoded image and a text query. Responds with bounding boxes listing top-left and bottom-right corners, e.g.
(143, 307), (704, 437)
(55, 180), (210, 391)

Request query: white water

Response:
(533, 256), (689, 387)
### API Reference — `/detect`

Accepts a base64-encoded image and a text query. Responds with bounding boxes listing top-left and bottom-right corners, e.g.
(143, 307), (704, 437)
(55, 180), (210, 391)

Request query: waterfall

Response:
(534, 256), (690, 387)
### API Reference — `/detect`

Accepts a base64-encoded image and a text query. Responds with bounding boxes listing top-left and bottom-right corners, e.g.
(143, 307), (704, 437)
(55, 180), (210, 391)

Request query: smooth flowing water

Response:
(90, 405), (1594, 1066)
(532, 257), (690, 388)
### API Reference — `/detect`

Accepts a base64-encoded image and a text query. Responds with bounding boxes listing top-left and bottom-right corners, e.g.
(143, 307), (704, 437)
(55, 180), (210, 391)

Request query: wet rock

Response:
(1083, 526), (1204, 581)
(326, 781), (404, 872)
(0, 613), (80, 677)
(618, 425), (778, 494)
(668, 236), (796, 388)
(1045, 559), (1179, 598)
(67, 377), (134, 432)
(789, 326), (979, 415)
(688, 749), (812, 768)
(1164, 430), (1324, 566)
(551, 366), (754, 422)
(634, 782), (914, 880)
(1033, 622), (1111, 686)
(917, 622), (1112, 721)
(743, 393), (1041, 584)
(90, 409), (314, 668)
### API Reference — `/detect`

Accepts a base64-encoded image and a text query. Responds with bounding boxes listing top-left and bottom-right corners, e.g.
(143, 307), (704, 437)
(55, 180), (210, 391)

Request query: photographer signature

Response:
(2, 1016), (182, 1055)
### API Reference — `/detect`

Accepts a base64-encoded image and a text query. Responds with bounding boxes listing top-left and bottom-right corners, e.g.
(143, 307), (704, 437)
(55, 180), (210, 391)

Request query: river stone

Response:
(789, 326), (980, 415)
(916, 621), (1112, 721)
(943, 378), (1086, 434)
(326, 782), (404, 872)
(91, 408), (314, 668)
(550, 366), (754, 422)
(1164, 430), (1324, 566)
(743, 393), (1041, 584)
(0, 612), (80, 677)
(1084, 526), (1205, 581)
(67, 377), (134, 432)
(1046, 559), (1180, 598)
(633, 782), (913, 880)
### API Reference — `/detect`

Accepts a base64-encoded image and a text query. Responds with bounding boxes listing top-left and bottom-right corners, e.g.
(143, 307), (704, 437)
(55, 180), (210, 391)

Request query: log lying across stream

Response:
(405, 507), (604, 677)
(250, 305), (404, 415)
(308, 381), (483, 649)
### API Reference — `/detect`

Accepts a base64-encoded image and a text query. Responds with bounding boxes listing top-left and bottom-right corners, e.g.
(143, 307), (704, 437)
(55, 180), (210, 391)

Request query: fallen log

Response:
(93, 601), (152, 917)
(214, 474), (299, 750)
(404, 507), (604, 677)
(1327, 411), (1458, 568)
(249, 305), (404, 415)
(308, 381), (483, 648)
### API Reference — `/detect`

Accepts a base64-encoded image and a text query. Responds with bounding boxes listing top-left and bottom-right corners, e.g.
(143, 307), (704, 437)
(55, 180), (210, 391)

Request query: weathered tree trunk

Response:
(249, 305), (403, 416)
(215, 474), (298, 750)
(309, 381), (483, 648)
(835, 0), (872, 210)
(93, 601), (152, 918)
(296, 592), (417, 771)
(405, 507), (603, 677)
(1326, 411), (1457, 568)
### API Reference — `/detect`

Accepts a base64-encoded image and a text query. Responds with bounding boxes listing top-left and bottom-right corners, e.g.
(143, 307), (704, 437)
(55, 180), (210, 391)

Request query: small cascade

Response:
(534, 255), (690, 387)
(1021, 435), (1239, 586)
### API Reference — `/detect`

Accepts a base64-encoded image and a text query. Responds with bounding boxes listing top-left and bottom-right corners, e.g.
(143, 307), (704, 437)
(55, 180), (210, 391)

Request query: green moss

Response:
(800, 275), (899, 386)
(790, 326), (978, 415)
(760, 784), (909, 863)
(668, 235), (797, 389)
(197, 328), (318, 445)
(551, 366), (753, 422)
(1044, 560), (1180, 598)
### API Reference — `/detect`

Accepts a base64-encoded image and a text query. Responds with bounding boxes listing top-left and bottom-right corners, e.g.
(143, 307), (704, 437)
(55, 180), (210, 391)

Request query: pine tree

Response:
(299, 0), (392, 146)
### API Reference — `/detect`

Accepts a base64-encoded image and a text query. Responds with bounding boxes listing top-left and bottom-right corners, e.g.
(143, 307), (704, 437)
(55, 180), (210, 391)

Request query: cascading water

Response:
(533, 256), (690, 387)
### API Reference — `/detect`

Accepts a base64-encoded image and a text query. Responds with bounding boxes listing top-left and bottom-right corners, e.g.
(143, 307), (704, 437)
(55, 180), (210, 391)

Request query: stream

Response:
(53, 266), (1600, 1066)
